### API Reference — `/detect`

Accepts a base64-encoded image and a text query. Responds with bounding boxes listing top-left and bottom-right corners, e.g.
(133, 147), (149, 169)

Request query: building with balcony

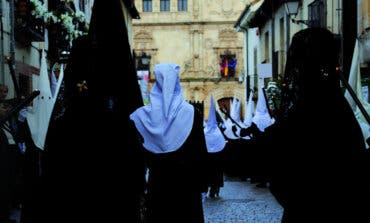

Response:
(133, 0), (251, 119)
(0, 0), (95, 98)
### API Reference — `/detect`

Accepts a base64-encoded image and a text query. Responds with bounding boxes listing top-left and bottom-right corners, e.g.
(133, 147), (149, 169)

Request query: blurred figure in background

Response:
(204, 95), (226, 198)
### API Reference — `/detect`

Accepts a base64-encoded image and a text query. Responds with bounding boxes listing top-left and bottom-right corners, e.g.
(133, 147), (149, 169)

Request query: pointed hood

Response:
(243, 92), (255, 128)
(252, 87), (275, 132)
(204, 95), (226, 153)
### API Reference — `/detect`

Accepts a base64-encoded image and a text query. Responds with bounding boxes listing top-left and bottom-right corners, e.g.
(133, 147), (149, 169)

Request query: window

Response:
(79, 0), (85, 13)
(264, 32), (270, 63)
(219, 50), (237, 78)
(178, 0), (187, 11)
(308, 0), (326, 28)
(19, 74), (32, 96)
(160, 0), (170, 12)
(143, 0), (152, 12)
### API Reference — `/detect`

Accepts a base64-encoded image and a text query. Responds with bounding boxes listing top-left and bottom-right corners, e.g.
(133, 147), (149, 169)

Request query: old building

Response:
(133, 0), (251, 119)
(0, 0), (95, 98)
(235, 0), (346, 91)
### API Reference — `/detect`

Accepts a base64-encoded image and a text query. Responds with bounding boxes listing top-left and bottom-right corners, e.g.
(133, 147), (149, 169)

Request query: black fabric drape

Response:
(268, 28), (370, 222)
(44, 0), (145, 222)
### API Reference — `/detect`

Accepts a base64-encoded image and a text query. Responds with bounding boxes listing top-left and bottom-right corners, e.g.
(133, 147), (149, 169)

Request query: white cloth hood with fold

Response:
(130, 63), (194, 154)
(252, 87), (275, 132)
(204, 95), (226, 153)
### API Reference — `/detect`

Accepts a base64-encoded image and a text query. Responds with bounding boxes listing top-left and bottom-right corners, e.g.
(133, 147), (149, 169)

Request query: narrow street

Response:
(203, 177), (283, 223)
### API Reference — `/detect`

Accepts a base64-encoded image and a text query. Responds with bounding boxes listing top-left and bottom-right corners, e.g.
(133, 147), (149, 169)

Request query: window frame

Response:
(143, 0), (152, 12)
(178, 0), (187, 11)
(160, 0), (170, 12)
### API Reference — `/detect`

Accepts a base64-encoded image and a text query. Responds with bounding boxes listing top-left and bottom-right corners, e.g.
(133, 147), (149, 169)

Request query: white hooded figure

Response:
(27, 50), (64, 150)
(232, 96), (244, 128)
(130, 63), (194, 153)
(204, 95), (226, 153)
(222, 97), (241, 140)
(129, 62), (206, 222)
(240, 92), (256, 140)
(243, 92), (255, 128)
(252, 86), (275, 132)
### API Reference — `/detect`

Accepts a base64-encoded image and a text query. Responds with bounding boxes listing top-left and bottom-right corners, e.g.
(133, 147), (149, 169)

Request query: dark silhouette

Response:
(268, 28), (370, 222)
(44, 0), (145, 222)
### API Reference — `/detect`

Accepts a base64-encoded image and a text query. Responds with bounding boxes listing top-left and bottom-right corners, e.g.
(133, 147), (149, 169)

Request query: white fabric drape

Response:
(27, 51), (64, 150)
(130, 63), (194, 154)
(344, 40), (370, 147)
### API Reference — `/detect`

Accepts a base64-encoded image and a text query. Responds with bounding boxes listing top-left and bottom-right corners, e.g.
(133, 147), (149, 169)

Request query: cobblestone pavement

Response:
(203, 178), (284, 223)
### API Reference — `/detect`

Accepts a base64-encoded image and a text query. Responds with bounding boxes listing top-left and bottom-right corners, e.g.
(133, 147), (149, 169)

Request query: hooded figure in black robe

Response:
(268, 28), (370, 222)
(130, 63), (207, 223)
(204, 95), (226, 198)
(44, 0), (145, 222)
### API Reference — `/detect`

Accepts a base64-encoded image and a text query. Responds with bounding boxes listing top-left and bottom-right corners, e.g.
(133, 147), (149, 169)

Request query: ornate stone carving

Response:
(222, 0), (233, 17)
(134, 30), (152, 43)
(134, 30), (155, 50)
(218, 29), (238, 41)
(183, 58), (194, 72)
(205, 38), (213, 49)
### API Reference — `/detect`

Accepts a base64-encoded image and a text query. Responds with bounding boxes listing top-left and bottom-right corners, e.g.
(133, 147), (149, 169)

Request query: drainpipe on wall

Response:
(0, 0), (4, 83)
(271, 0), (276, 80)
(286, 13), (290, 60)
(245, 28), (250, 99)
(342, 0), (357, 79)
(9, 0), (14, 68)
(337, 0), (343, 70)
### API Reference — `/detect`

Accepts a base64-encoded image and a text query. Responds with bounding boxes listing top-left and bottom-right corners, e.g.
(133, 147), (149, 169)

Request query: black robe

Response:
(205, 150), (224, 194)
(136, 109), (207, 223)
(268, 28), (370, 222)
(0, 129), (14, 222)
(44, 0), (145, 222)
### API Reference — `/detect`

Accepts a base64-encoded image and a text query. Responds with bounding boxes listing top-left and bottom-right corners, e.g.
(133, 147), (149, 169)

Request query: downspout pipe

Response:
(237, 25), (250, 100)
(9, 0), (14, 68)
(245, 28), (250, 99)
(0, 0), (4, 83)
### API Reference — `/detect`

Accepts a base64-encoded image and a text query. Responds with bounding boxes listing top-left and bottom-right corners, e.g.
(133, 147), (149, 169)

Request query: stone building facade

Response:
(133, 0), (250, 119)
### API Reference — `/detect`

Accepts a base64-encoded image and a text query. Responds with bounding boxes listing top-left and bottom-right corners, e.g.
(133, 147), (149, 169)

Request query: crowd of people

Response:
(0, 0), (369, 222)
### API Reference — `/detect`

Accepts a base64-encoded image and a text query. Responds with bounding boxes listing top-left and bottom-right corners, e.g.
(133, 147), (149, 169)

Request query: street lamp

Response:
(59, 50), (70, 63)
(141, 52), (150, 67)
(284, 0), (309, 25)
(284, 1), (299, 17)
(138, 52), (151, 79)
